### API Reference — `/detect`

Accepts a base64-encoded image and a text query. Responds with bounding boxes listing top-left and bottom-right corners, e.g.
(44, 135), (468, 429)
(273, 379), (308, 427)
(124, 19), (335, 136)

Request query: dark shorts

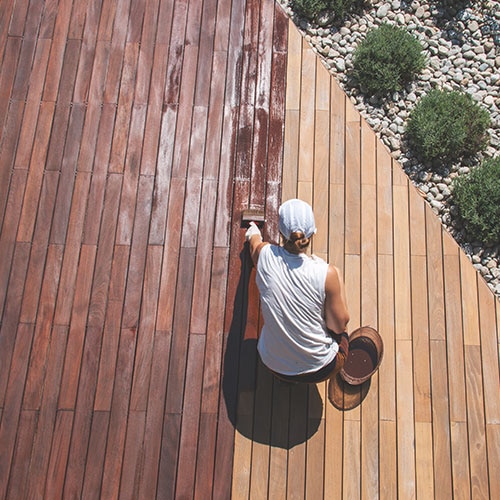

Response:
(269, 354), (339, 384)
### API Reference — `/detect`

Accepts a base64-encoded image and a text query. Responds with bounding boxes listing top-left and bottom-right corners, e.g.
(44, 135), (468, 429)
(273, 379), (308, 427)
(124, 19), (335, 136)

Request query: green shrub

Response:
(291, 0), (363, 22)
(452, 158), (500, 245)
(406, 90), (491, 165)
(351, 24), (425, 97)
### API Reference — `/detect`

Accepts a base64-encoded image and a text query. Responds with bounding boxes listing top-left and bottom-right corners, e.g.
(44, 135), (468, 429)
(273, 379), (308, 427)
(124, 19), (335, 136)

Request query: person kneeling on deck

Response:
(245, 199), (350, 402)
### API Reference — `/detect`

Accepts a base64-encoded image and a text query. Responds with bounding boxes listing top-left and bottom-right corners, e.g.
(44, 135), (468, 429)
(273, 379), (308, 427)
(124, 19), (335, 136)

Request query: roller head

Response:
(241, 208), (265, 228)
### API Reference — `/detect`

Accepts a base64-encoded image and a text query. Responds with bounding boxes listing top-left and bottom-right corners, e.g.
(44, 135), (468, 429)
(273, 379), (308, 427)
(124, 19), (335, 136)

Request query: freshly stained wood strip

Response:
(25, 325), (68, 499)
(102, 0), (133, 102)
(50, 103), (86, 245)
(129, 245), (163, 411)
(22, 244), (63, 410)
(41, 0), (73, 101)
(100, 327), (137, 499)
(81, 411), (109, 498)
(194, 412), (219, 498)
(0, 325), (34, 496)
(175, 334), (206, 499)
(7, 410), (37, 499)
(63, 324), (103, 498)
(157, 413), (181, 499)
(109, 43), (139, 174)
(121, 173), (154, 328)
(44, 411), (73, 499)
(16, 102), (56, 242)
(138, 330), (173, 499)
(19, 172), (59, 324)
(0, 240), (30, 404)
(119, 410), (146, 498)
(57, 244), (96, 410)
(87, 173), (122, 328)
(73, 0), (103, 104)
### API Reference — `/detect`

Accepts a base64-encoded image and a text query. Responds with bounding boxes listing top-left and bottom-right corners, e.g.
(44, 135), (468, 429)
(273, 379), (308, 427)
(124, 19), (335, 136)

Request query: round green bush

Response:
(406, 89), (491, 165)
(351, 23), (425, 96)
(452, 158), (500, 245)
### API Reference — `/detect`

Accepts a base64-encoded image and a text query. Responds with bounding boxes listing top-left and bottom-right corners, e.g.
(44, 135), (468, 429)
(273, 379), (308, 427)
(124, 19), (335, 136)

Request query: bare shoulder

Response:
(249, 238), (269, 266)
(325, 264), (342, 289)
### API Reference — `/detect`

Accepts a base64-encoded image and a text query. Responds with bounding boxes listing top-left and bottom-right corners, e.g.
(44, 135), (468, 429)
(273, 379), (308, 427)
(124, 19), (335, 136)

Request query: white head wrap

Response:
(278, 199), (317, 240)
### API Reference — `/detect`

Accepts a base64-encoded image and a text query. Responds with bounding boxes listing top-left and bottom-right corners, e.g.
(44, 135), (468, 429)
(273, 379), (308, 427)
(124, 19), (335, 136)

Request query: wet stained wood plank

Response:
(175, 334), (206, 499)
(0, 101), (24, 227)
(141, 41), (169, 176)
(86, 171), (122, 328)
(200, 246), (229, 415)
(22, 243), (63, 410)
(129, 246), (163, 411)
(108, 42), (139, 173)
(157, 413), (181, 499)
(0, 323), (35, 499)
(120, 172), (154, 328)
(138, 330), (172, 498)
(155, 177), (186, 331)
(16, 102), (56, 242)
(100, 327), (137, 499)
(0, 170), (28, 314)
(0, 0), (16, 51)
(57, 244), (97, 410)
(63, 323), (105, 497)
(24, 325), (68, 499)
(0, 241), (30, 405)
(81, 411), (109, 497)
(119, 410), (146, 499)
(7, 410), (38, 499)
(0, 37), (22, 135)
(190, 179), (219, 334)
(164, 247), (196, 414)
(44, 410), (74, 499)
(72, 1), (103, 104)
(49, 105), (86, 244)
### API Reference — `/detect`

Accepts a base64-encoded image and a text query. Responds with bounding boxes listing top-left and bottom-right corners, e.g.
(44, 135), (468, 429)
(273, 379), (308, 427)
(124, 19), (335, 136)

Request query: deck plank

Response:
(22, 243), (63, 410)
(25, 325), (68, 499)
(0, 322), (34, 499)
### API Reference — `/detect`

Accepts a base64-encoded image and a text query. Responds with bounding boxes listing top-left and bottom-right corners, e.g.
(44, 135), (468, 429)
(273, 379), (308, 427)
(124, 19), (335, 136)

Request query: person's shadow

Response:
(222, 246), (322, 449)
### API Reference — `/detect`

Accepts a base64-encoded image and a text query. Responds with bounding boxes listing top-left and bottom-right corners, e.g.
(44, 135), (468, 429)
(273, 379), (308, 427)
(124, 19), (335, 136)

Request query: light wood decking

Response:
(0, 0), (498, 498)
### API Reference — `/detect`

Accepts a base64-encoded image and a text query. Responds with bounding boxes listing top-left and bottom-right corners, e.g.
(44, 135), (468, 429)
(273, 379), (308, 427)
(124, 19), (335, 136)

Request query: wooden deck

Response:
(0, 0), (498, 498)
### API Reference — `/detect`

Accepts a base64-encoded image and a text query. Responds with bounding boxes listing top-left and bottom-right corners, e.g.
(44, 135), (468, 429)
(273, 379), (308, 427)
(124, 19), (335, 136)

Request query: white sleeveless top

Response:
(256, 244), (339, 375)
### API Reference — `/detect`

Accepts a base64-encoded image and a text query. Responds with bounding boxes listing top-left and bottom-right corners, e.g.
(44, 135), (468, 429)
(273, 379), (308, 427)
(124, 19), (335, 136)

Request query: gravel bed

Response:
(279, 0), (500, 297)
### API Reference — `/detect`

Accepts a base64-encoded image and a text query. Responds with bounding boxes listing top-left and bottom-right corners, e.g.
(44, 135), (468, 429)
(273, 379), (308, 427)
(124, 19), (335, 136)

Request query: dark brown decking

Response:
(0, 0), (287, 497)
(0, 0), (499, 498)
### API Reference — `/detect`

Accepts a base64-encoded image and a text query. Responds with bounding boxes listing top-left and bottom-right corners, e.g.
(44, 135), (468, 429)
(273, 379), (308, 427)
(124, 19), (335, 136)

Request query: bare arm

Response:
(247, 233), (268, 267)
(324, 264), (350, 334)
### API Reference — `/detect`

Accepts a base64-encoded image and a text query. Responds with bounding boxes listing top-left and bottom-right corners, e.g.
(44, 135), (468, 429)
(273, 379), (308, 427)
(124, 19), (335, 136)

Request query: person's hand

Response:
(245, 221), (262, 242)
(338, 332), (349, 358)
(335, 351), (346, 372)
